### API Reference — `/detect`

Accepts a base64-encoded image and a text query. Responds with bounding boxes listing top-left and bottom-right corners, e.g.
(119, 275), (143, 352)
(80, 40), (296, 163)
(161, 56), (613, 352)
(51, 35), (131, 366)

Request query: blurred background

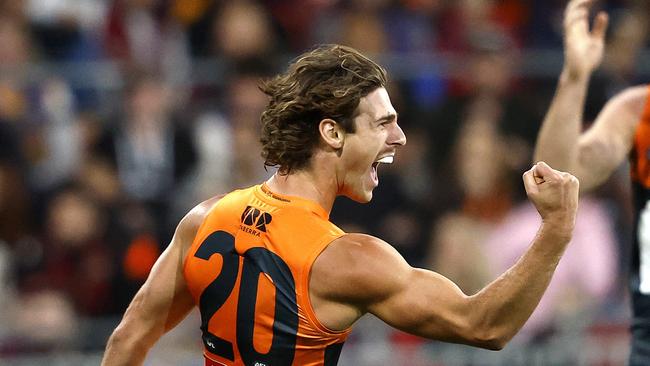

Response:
(0, 0), (647, 364)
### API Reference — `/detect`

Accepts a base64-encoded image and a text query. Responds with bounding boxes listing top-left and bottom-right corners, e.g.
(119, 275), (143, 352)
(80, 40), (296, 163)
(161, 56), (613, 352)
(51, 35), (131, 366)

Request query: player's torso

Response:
(629, 87), (650, 327)
(183, 184), (350, 366)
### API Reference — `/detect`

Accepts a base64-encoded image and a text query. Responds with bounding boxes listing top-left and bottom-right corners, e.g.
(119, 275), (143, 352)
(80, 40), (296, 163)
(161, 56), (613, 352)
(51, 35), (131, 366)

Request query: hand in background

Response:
(563, 0), (608, 79)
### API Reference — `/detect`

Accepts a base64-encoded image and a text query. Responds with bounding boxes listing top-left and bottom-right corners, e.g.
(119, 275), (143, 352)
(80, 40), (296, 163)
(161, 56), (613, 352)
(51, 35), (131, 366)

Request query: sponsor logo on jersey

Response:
(240, 206), (273, 236)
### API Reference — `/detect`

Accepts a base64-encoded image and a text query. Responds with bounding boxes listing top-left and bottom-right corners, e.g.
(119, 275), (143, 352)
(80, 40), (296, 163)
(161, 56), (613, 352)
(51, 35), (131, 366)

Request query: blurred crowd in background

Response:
(0, 0), (649, 364)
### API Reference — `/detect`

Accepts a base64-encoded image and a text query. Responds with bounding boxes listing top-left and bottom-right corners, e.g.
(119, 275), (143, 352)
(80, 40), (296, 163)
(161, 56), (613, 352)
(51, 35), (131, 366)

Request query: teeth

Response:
(377, 156), (393, 164)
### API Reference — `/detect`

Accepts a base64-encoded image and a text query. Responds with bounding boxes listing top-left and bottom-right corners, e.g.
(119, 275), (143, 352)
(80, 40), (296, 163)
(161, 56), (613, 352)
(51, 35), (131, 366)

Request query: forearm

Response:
(534, 68), (591, 171)
(470, 220), (571, 345)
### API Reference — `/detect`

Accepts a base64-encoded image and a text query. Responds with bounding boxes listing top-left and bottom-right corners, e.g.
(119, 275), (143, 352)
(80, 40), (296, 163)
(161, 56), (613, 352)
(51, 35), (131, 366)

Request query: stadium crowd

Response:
(0, 0), (648, 364)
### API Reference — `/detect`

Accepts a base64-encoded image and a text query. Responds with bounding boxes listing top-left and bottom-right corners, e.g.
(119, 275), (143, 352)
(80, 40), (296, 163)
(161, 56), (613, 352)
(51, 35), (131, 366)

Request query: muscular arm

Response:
(101, 197), (219, 365)
(314, 224), (570, 350)
(312, 164), (578, 350)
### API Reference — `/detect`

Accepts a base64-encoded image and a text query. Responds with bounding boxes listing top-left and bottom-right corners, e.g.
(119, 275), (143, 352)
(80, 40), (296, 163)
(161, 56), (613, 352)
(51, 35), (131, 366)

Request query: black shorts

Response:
(630, 332), (650, 366)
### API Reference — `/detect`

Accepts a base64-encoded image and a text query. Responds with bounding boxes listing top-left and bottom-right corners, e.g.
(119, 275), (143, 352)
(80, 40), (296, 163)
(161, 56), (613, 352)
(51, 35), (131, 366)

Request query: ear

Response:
(319, 118), (345, 149)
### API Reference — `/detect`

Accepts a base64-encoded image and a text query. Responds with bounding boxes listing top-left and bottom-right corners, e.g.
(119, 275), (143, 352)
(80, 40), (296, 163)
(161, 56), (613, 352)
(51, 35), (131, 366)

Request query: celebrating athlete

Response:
(102, 14), (583, 366)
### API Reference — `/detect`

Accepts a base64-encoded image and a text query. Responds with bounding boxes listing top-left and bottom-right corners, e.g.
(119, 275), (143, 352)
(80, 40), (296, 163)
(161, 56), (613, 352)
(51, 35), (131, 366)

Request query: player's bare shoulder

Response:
(619, 85), (649, 103)
(614, 85), (649, 117)
(591, 84), (649, 146)
(311, 233), (411, 306)
(175, 195), (224, 259)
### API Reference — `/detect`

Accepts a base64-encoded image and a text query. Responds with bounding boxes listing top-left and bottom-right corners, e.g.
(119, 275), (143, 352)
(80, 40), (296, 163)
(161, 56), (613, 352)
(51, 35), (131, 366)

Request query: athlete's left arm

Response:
(534, 0), (610, 191)
(101, 198), (217, 366)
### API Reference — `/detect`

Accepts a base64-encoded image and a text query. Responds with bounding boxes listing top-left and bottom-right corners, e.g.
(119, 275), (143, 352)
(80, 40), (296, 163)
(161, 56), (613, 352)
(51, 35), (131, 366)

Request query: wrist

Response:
(560, 66), (591, 84)
(540, 215), (575, 243)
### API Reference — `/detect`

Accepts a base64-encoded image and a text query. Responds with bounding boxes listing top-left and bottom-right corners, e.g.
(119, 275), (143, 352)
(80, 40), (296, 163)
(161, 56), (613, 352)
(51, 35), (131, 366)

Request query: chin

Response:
(346, 190), (373, 203)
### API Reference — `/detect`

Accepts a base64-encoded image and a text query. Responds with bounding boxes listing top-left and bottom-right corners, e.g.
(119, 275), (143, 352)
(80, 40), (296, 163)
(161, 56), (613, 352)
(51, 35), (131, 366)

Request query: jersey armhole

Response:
(300, 232), (353, 337)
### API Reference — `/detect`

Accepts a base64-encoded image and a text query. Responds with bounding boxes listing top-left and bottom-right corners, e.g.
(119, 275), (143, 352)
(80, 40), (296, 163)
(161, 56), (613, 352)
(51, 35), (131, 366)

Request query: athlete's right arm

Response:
(311, 163), (578, 350)
(101, 197), (219, 366)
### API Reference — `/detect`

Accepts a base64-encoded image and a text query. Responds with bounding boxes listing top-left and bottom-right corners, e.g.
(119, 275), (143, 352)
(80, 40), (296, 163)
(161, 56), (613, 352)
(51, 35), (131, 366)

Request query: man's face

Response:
(338, 87), (406, 202)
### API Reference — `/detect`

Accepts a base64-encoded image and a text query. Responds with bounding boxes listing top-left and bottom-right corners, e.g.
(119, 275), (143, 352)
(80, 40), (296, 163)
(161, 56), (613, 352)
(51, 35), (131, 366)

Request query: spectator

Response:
(96, 71), (197, 236)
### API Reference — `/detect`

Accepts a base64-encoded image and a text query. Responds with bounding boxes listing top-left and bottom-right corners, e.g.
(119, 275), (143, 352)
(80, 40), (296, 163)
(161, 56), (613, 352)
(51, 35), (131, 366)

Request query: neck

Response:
(265, 168), (338, 214)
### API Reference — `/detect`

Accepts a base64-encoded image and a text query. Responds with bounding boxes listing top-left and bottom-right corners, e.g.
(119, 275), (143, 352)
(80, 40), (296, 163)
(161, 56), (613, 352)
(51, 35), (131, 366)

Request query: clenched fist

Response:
(523, 162), (579, 236)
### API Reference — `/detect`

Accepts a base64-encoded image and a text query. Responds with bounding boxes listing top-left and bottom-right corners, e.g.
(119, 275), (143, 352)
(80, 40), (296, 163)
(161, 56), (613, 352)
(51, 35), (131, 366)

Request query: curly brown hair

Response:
(259, 44), (388, 174)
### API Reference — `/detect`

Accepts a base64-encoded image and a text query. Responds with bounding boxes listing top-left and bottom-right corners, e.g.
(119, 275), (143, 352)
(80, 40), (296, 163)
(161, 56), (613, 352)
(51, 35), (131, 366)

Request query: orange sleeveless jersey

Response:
(631, 86), (650, 188)
(183, 184), (351, 366)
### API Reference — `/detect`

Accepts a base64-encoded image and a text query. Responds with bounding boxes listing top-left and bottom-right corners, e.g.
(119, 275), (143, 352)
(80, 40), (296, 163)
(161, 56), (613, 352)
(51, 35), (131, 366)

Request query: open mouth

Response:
(371, 155), (394, 185)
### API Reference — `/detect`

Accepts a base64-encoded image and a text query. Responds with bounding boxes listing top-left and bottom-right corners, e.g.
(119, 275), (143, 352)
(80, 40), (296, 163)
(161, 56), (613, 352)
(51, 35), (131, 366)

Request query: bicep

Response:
(321, 235), (476, 343)
(575, 86), (647, 190)
(137, 240), (195, 328)
(367, 266), (475, 344)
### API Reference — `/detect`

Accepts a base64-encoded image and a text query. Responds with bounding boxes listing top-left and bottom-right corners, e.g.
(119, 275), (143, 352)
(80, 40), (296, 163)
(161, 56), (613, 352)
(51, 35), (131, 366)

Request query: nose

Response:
(389, 122), (407, 146)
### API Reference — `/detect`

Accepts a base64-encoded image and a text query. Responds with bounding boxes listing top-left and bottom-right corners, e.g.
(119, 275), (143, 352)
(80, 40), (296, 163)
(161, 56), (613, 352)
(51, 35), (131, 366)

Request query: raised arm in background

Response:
(534, 0), (648, 191)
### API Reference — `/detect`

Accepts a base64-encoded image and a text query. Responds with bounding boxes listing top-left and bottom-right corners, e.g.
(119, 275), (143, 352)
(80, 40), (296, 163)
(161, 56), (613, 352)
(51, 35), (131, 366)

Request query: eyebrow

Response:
(376, 113), (398, 123)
